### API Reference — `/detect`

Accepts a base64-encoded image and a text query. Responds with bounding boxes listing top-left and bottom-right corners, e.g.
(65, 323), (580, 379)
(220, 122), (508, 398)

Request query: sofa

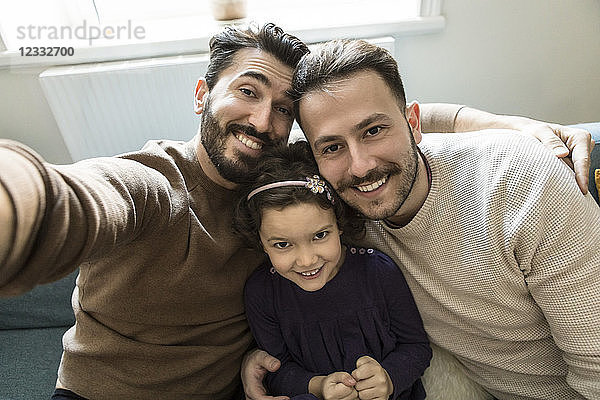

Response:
(0, 270), (77, 399)
(1, 124), (599, 400)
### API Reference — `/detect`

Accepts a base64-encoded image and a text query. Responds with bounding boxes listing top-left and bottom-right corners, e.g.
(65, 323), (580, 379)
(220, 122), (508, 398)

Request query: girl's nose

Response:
(295, 248), (318, 268)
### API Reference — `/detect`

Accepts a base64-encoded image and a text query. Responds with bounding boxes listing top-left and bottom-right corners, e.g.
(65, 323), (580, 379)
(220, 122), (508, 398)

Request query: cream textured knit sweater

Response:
(361, 130), (600, 399)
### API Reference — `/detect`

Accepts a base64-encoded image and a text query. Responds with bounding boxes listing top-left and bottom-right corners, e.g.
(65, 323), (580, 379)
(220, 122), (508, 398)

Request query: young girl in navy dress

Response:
(235, 142), (431, 400)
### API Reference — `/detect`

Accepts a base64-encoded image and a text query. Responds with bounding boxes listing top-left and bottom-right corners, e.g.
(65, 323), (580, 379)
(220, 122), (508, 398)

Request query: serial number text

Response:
(19, 47), (75, 56)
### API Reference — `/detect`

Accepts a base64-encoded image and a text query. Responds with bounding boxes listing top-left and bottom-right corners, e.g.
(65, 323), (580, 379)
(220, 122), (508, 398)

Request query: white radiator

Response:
(39, 37), (394, 161)
(39, 54), (209, 161)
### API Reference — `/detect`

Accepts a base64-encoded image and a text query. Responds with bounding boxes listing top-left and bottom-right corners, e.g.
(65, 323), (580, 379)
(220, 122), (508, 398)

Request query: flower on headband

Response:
(306, 175), (326, 194)
(306, 175), (334, 203)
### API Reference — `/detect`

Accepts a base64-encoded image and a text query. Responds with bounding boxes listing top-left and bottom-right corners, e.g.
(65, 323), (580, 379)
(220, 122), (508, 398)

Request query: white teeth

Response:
(300, 267), (321, 276)
(356, 176), (387, 192)
(236, 134), (263, 150)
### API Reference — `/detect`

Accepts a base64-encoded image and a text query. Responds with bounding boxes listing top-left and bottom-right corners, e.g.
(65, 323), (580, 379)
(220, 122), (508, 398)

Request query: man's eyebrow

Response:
(312, 113), (393, 149)
(313, 134), (345, 150)
(237, 71), (271, 87)
(354, 113), (392, 131)
(236, 71), (295, 102)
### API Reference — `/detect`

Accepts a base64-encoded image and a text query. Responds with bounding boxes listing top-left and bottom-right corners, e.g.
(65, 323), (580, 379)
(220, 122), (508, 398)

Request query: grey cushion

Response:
(0, 271), (77, 399)
(0, 326), (68, 400)
(0, 270), (77, 329)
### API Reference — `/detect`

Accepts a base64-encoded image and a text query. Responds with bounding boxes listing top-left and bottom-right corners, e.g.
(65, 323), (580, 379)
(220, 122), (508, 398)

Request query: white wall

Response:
(396, 0), (600, 124)
(1, 0), (599, 164)
(0, 66), (71, 163)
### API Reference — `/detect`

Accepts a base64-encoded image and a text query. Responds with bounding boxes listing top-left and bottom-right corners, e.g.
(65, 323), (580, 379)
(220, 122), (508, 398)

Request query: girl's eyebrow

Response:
(265, 235), (289, 242)
(311, 224), (335, 236)
(317, 223), (335, 231)
(264, 223), (335, 241)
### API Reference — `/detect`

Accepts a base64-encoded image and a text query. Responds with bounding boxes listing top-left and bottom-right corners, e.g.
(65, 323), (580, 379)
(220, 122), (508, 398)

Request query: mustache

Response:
(336, 164), (402, 192)
(227, 124), (280, 147)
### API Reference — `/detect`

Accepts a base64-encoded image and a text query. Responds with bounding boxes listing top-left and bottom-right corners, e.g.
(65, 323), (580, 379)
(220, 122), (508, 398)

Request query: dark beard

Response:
(199, 99), (275, 184)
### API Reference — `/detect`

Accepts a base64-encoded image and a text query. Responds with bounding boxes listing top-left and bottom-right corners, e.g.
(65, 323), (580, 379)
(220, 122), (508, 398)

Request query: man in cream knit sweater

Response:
(287, 39), (600, 399)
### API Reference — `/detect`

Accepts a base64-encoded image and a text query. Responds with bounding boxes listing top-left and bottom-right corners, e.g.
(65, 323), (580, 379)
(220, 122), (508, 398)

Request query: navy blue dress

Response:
(244, 246), (431, 399)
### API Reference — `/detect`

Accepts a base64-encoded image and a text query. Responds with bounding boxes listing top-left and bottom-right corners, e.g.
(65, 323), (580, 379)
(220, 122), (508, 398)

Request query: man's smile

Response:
(355, 175), (388, 193)
(235, 132), (263, 150)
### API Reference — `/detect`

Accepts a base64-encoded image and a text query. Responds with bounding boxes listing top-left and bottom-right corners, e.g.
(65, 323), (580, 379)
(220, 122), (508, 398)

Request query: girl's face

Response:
(259, 202), (345, 292)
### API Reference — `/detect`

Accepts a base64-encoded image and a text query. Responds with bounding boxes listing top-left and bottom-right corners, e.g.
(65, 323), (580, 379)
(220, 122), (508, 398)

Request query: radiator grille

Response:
(39, 54), (209, 161)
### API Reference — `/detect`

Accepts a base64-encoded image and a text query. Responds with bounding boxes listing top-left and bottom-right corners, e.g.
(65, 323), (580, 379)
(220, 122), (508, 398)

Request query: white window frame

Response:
(0, 0), (444, 68)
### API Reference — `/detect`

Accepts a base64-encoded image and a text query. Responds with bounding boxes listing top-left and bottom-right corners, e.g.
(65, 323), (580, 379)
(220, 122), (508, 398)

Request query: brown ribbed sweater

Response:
(0, 104), (460, 399)
(0, 137), (264, 399)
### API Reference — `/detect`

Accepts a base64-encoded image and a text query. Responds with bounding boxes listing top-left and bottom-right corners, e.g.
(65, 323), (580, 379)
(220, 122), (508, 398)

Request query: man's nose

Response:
(248, 102), (273, 136)
(348, 146), (377, 179)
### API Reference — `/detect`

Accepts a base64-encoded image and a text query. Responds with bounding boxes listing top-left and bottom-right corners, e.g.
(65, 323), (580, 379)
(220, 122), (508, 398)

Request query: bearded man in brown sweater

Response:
(0, 23), (594, 400)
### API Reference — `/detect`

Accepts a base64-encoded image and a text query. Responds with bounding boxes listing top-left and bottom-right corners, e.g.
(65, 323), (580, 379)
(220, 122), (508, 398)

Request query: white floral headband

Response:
(247, 175), (334, 204)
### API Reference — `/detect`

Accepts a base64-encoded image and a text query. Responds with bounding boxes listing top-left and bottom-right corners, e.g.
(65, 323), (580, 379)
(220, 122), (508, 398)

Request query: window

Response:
(92, 0), (422, 27)
(0, 0), (98, 49)
(0, 0), (444, 67)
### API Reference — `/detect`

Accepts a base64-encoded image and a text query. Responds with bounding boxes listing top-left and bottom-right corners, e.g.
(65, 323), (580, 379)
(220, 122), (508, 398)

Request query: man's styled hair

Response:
(205, 23), (309, 91)
(233, 141), (365, 250)
(291, 39), (407, 127)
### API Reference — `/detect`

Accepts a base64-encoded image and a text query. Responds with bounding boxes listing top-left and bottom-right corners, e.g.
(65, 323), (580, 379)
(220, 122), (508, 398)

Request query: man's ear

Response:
(406, 101), (422, 144)
(194, 78), (208, 115)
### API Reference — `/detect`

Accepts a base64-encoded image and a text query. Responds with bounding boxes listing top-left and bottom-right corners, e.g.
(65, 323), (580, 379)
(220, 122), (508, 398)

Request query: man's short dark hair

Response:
(291, 39), (407, 127)
(205, 23), (309, 91)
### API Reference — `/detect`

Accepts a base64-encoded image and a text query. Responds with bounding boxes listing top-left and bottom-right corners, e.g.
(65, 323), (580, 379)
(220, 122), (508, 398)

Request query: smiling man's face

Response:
(199, 48), (295, 184)
(300, 70), (420, 221)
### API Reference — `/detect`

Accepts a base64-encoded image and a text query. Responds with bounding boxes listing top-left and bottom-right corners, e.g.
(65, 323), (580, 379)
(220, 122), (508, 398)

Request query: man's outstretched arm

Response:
(0, 181), (14, 270)
(0, 142), (48, 295)
(0, 139), (185, 297)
